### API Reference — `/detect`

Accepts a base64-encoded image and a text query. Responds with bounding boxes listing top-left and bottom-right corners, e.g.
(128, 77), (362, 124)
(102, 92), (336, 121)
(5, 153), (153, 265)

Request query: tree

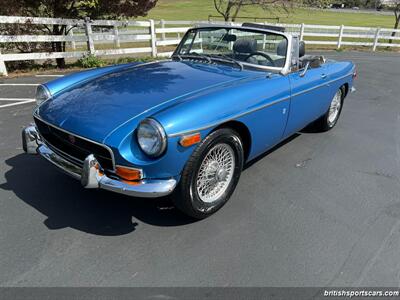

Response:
(393, 0), (400, 36)
(213, 0), (295, 22)
(0, 0), (158, 68)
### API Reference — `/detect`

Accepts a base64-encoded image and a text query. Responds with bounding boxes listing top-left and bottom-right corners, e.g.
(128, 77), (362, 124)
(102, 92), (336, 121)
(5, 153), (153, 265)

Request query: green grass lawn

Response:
(140, 0), (396, 28)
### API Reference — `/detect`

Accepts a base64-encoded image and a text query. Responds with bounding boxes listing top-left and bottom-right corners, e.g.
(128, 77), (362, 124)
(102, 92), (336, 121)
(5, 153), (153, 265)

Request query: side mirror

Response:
(299, 61), (310, 77)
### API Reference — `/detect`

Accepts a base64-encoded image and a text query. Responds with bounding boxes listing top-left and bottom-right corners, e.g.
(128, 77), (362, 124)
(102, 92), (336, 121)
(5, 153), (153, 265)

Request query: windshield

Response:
(174, 27), (288, 70)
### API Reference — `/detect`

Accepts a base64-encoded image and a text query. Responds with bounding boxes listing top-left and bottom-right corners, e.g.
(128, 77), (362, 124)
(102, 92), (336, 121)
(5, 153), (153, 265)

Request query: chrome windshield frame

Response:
(173, 25), (293, 74)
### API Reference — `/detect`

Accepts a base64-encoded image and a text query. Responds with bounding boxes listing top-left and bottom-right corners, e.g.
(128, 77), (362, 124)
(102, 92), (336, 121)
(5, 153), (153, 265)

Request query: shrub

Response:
(115, 56), (155, 64)
(77, 54), (105, 68)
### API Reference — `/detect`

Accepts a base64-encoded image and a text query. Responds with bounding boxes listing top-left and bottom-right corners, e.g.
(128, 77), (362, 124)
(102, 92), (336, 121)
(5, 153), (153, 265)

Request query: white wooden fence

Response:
(0, 15), (399, 76)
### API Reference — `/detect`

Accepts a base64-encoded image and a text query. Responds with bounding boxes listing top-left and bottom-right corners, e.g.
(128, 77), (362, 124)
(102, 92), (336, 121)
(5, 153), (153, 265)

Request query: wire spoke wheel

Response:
(196, 143), (235, 203)
(328, 89), (342, 126)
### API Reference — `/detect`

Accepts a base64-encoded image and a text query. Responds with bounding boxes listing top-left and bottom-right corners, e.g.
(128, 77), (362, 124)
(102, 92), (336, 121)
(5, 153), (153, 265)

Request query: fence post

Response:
(67, 26), (76, 50)
(262, 22), (268, 49)
(160, 19), (166, 41)
(113, 25), (120, 48)
(149, 19), (157, 57)
(300, 23), (305, 41)
(0, 50), (8, 76)
(84, 17), (95, 55)
(372, 27), (381, 51)
(337, 24), (344, 49)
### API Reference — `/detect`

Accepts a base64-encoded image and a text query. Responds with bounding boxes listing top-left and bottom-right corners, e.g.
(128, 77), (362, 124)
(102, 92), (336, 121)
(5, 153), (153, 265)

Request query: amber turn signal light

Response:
(116, 166), (142, 181)
(180, 133), (201, 147)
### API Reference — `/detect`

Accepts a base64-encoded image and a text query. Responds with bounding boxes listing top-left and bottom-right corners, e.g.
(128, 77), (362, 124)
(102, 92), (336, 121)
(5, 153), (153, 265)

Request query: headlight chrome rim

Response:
(35, 85), (52, 106)
(137, 118), (167, 158)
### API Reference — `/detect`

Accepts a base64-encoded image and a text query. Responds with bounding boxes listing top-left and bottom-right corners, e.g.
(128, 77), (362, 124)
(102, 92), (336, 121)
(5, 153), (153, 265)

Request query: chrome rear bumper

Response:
(22, 125), (177, 198)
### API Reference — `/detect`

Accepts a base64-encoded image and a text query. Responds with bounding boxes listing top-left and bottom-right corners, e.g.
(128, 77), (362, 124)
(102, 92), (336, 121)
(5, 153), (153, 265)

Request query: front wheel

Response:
(314, 86), (345, 132)
(172, 128), (244, 219)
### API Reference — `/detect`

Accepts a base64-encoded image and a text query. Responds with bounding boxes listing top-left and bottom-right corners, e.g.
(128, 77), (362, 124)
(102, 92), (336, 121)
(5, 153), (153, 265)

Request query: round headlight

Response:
(35, 85), (51, 106)
(137, 118), (167, 157)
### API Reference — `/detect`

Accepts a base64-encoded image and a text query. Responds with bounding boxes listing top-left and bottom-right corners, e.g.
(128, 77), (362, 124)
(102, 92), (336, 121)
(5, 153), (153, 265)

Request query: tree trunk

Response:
(52, 24), (66, 68)
(389, 16), (399, 44)
(231, 1), (243, 22)
(224, 1), (234, 21)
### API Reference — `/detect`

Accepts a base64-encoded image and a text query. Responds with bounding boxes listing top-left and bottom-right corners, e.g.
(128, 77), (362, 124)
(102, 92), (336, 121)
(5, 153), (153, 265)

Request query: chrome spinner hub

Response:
(196, 143), (235, 203)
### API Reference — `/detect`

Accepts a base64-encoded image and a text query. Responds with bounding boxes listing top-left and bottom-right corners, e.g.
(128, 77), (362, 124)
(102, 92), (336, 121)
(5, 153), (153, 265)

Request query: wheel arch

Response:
(342, 82), (349, 97)
(213, 120), (252, 162)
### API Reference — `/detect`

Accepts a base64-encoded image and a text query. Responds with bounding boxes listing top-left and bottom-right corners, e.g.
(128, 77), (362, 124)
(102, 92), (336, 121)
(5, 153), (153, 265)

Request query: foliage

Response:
(0, 0), (158, 20)
(213, 0), (297, 21)
(76, 54), (106, 68)
(0, 0), (158, 68)
(115, 56), (155, 64)
(212, 0), (337, 21)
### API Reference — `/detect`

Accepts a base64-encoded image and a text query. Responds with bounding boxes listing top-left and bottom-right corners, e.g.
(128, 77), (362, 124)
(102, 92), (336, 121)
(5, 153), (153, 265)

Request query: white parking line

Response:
(35, 74), (64, 77)
(0, 82), (40, 109)
(0, 98), (35, 101)
(0, 99), (35, 109)
(0, 83), (39, 86)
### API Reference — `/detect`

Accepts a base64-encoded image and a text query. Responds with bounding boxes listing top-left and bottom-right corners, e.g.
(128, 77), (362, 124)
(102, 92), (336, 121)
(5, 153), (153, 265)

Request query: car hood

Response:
(37, 60), (259, 142)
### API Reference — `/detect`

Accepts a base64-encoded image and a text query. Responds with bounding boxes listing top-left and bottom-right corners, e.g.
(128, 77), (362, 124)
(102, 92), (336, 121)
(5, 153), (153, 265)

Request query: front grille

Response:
(34, 117), (114, 170)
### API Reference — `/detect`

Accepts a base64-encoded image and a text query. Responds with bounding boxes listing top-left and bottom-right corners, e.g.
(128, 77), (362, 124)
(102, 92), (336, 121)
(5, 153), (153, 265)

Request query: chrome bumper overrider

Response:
(22, 125), (177, 198)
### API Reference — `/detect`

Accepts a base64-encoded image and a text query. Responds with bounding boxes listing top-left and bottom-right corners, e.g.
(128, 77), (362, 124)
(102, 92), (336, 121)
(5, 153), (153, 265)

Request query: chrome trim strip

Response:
(168, 96), (290, 137)
(33, 113), (116, 171)
(168, 72), (353, 138)
(291, 72), (353, 98)
(291, 82), (326, 98)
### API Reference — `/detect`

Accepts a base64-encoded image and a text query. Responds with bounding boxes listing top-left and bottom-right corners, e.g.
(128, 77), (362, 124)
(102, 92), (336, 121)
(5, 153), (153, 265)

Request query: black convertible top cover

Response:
(242, 23), (285, 32)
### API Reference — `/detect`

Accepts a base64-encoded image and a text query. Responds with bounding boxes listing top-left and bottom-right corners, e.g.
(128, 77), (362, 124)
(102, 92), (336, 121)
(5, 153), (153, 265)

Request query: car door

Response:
(236, 74), (291, 161)
(283, 64), (331, 137)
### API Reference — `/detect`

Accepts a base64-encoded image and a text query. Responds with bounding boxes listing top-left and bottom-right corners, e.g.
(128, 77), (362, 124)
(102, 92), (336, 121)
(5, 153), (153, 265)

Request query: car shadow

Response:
(0, 154), (194, 236)
(244, 133), (301, 170)
(1, 133), (303, 236)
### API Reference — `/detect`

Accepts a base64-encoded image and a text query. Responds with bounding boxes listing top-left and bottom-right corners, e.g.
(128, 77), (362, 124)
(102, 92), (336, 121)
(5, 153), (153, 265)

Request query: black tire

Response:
(314, 86), (346, 132)
(172, 128), (244, 219)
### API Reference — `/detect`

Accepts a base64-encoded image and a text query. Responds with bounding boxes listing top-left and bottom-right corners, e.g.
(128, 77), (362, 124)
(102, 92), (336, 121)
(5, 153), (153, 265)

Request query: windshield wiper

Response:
(209, 54), (243, 71)
(179, 52), (211, 63)
(171, 54), (182, 61)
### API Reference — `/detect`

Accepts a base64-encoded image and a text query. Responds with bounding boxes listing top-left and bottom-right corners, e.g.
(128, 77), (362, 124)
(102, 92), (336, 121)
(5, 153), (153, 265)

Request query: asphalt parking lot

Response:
(0, 52), (399, 287)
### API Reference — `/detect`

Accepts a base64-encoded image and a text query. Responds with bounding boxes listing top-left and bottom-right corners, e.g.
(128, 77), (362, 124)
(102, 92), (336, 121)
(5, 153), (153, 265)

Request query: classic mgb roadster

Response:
(22, 23), (356, 219)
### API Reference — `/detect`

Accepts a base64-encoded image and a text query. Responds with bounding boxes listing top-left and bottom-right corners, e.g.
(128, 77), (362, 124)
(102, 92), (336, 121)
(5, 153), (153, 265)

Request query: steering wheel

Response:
(244, 52), (275, 66)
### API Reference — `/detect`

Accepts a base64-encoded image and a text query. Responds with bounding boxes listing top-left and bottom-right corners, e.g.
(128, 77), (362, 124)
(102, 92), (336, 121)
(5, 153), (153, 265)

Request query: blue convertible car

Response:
(22, 24), (356, 219)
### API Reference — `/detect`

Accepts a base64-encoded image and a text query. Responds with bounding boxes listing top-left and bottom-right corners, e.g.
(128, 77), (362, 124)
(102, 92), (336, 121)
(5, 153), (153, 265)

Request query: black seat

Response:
(298, 41), (325, 68)
(274, 39), (288, 67)
(233, 39), (258, 63)
(299, 41), (305, 58)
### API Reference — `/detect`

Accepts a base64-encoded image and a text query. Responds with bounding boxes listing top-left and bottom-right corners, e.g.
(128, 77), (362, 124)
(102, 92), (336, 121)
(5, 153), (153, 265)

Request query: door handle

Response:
(321, 74), (327, 79)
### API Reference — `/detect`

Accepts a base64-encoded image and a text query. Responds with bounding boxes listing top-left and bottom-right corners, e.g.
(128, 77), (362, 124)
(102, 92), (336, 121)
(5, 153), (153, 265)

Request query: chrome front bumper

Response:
(22, 125), (177, 198)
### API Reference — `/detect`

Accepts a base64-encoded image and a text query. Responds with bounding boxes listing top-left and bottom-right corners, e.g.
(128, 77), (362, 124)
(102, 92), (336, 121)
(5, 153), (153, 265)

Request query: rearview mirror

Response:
(222, 34), (237, 42)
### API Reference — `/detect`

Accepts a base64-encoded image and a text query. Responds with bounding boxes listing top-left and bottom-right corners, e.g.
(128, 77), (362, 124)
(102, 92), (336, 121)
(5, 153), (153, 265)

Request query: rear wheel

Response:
(172, 128), (244, 219)
(314, 86), (345, 132)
